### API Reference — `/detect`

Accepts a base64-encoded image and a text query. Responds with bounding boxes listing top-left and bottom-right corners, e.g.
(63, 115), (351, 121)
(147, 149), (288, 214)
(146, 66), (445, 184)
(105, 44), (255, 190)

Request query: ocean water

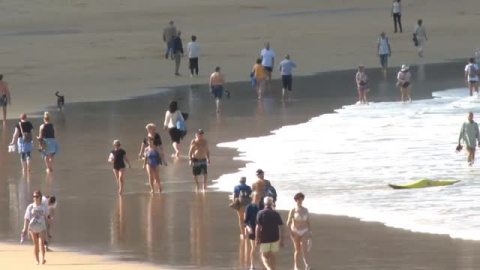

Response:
(212, 88), (480, 241)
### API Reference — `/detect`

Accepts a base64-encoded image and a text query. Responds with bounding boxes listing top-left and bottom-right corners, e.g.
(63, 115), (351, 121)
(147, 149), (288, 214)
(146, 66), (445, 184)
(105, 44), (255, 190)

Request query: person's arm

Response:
(424, 27), (428, 40)
(244, 205), (251, 226)
(22, 206), (31, 236)
(164, 111), (170, 129)
(465, 67), (469, 83)
(124, 154), (131, 168)
(6, 84), (11, 105)
(222, 74), (227, 88)
(180, 40), (184, 55)
(209, 74), (213, 89)
(306, 209), (312, 237)
(10, 127), (19, 145)
(143, 150), (148, 169)
(355, 72), (360, 85)
(138, 142), (146, 158)
(38, 124), (45, 140)
(187, 43), (191, 56)
(188, 140), (195, 166)
(206, 140), (210, 164)
(376, 39), (380, 55)
(459, 123), (465, 145)
(387, 42), (392, 56)
(233, 185), (240, 199)
(163, 28), (167, 42)
(286, 209), (294, 229)
(279, 224), (285, 248)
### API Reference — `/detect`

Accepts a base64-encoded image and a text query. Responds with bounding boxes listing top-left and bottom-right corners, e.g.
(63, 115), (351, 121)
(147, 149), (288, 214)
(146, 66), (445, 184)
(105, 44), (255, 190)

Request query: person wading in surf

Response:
(458, 112), (480, 166)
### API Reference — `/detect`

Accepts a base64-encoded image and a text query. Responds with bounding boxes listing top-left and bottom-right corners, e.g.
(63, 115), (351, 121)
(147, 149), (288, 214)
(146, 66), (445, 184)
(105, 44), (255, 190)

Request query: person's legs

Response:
(172, 141), (180, 157)
(192, 58), (199, 76)
(474, 82), (479, 94)
(400, 87), (405, 102)
(118, 169), (125, 194)
(2, 106), (6, 125)
(249, 239), (256, 268)
(393, 13), (398, 32)
(154, 166), (162, 192)
(112, 169), (120, 192)
(202, 173), (208, 191)
(269, 251), (277, 270)
(406, 86), (412, 102)
(38, 231), (47, 264)
(47, 154), (54, 172)
(468, 83), (474, 96)
(300, 234), (310, 269)
(189, 58), (194, 76)
(30, 231), (40, 264)
(261, 251), (272, 270)
(20, 153), (27, 173)
(174, 53), (181, 75)
(236, 208), (245, 237)
(398, 14), (403, 32)
(147, 166), (155, 193)
(291, 234), (301, 270)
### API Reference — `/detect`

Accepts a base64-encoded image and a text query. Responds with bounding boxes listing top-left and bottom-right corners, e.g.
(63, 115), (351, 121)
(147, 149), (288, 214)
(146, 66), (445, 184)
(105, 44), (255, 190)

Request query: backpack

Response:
(264, 184), (277, 202)
(239, 190), (252, 206)
(468, 64), (479, 78)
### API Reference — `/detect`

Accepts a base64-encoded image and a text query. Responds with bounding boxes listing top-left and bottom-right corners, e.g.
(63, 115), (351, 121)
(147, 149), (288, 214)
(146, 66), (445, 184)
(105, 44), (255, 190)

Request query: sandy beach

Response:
(1, 0), (480, 269)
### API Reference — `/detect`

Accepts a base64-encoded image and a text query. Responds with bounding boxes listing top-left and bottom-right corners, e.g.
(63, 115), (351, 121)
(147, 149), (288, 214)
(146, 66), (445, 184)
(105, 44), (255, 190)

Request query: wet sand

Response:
(1, 62), (480, 269)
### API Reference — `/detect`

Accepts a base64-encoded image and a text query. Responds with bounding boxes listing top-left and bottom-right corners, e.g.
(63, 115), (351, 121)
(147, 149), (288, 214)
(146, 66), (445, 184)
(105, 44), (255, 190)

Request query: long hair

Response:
(168, 100), (178, 113)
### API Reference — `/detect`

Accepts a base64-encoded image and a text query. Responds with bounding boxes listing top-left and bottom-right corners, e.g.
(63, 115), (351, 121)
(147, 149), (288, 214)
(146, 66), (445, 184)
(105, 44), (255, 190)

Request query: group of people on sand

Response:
(8, 112), (59, 174)
(230, 170), (312, 270)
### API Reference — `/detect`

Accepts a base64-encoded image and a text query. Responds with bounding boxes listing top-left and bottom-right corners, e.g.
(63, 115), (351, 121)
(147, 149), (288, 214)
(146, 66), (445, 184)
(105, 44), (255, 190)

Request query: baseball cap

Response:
(256, 169), (264, 175)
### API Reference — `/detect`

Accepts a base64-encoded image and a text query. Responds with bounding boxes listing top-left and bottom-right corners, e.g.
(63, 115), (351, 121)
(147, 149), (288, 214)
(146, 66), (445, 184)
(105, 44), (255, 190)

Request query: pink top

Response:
(210, 72), (226, 86)
(0, 81), (9, 95)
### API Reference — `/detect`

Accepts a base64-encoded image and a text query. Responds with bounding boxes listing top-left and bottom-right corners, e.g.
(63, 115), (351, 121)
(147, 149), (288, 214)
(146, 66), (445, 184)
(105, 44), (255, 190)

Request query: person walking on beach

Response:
(392, 0), (402, 33)
(163, 20), (177, 59)
(260, 42), (275, 89)
(173, 30), (184, 76)
(231, 176), (252, 239)
(0, 74), (11, 126)
(38, 112), (59, 173)
(252, 169), (277, 209)
(164, 100), (185, 157)
(397, 64), (412, 102)
(138, 123), (167, 186)
(22, 190), (49, 265)
(108, 140), (131, 194)
(413, 19), (427, 57)
(188, 129), (211, 191)
(286, 192), (312, 270)
(187, 35), (200, 77)
(356, 65), (369, 104)
(253, 59), (267, 99)
(209, 66), (227, 112)
(143, 137), (164, 193)
(458, 112), (480, 166)
(244, 191), (261, 270)
(278, 54), (297, 99)
(377, 32), (391, 74)
(465, 57), (479, 96)
(256, 196), (285, 270)
(10, 113), (34, 173)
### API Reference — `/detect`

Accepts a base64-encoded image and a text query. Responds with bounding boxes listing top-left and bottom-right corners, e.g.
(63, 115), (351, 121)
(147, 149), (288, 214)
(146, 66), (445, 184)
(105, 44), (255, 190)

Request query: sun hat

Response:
(401, 64), (409, 71)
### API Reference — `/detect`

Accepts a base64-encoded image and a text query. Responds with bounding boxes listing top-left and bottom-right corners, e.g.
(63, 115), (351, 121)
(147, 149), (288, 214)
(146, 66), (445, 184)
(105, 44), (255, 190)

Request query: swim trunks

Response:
(192, 158), (208, 176)
(263, 66), (273, 73)
(211, 85), (223, 99)
(0, 95), (7, 107)
(402, 82), (410, 88)
(260, 241), (279, 253)
(281, 75), (292, 91)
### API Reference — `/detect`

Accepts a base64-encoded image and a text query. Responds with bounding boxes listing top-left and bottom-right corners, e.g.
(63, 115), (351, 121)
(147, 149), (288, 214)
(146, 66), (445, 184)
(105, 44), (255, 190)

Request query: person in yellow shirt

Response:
(252, 58), (266, 99)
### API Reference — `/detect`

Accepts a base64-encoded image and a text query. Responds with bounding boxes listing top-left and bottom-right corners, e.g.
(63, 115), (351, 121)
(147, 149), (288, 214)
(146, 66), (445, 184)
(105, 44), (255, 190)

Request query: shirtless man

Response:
(252, 169), (272, 209)
(188, 129), (211, 191)
(0, 75), (12, 126)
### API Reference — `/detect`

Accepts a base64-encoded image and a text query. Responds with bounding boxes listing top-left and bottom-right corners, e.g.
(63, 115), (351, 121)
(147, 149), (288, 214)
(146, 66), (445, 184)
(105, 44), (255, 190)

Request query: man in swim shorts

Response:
(465, 58), (479, 96)
(256, 196), (284, 270)
(260, 42), (275, 88)
(278, 54), (297, 99)
(458, 112), (480, 166)
(188, 129), (210, 191)
(0, 74), (12, 126)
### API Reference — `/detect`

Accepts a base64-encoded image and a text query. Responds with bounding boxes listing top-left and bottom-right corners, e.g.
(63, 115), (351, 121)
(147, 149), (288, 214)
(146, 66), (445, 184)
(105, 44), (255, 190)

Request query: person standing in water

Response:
(188, 129), (210, 191)
(414, 19), (427, 57)
(232, 176), (252, 239)
(397, 64), (412, 102)
(377, 32), (391, 74)
(465, 57), (479, 96)
(108, 140), (131, 194)
(209, 66), (227, 113)
(164, 100), (185, 157)
(38, 112), (59, 173)
(278, 54), (297, 99)
(0, 74), (11, 126)
(10, 113), (34, 173)
(22, 190), (49, 265)
(355, 65), (369, 104)
(173, 30), (184, 76)
(143, 137), (164, 193)
(286, 192), (312, 270)
(392, 0), (402, 33)
(163, 20), (177, 60)
(260, 42), (275, 89)
(253, 58), (267, 100)
(187, 35), (200, 77)
(458, 112), (480, 166)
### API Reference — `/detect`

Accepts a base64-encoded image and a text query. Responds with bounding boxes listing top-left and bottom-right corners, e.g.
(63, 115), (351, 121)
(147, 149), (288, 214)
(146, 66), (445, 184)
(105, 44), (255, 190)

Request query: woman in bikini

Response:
(143, 137), (164, 193)
(22, 190), (49, 265)
(355, 65), (369, 104)
(286, 192), (312, 270)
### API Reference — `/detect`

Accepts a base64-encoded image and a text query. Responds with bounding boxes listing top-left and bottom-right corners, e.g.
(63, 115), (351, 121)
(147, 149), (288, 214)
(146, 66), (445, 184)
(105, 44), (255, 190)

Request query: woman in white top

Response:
(164, 100), (185, 157)
(397, 64), (412, 102)
(392, 0), (402, 33)
(22, 190), (49, 265)
(286, 192), (312, 270)
(355, 65), (369, 104)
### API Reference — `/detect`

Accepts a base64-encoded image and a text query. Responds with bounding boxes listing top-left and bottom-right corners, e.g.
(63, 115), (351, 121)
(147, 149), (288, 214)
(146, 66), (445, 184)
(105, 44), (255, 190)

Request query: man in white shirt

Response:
(260, 42), (275, 87)
(414, 19), (427, 57)
(187, 35), (200, 77)
(377, 32), (391, 74)
(465, 58), (479, 96)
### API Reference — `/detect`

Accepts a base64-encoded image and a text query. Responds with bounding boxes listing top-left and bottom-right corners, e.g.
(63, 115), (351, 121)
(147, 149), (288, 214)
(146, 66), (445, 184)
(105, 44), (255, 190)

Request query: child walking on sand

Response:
(108, 140), (131, 194)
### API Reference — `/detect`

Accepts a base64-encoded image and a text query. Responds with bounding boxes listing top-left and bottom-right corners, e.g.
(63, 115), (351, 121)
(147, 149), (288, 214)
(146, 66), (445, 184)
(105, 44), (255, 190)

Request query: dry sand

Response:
(0, 0), (479, 116)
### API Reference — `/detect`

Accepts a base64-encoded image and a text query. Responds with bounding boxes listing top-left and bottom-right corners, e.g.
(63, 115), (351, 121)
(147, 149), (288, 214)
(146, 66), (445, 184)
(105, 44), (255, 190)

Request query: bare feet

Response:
(150, 189), (154, 194)
(42, 259), (46, 265)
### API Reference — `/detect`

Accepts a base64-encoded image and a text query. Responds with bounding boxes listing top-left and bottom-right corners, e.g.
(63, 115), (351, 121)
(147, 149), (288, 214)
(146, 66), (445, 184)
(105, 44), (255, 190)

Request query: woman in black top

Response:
(10, 113), (34, 173)
(38, 112), (59, 173)
(138, 123), (167, 188)
(108, 140), (131, 194)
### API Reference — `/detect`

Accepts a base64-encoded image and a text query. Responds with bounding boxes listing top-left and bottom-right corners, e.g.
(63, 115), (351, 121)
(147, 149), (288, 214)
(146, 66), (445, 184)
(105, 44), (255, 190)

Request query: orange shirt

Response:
(253, 64), (266, 79)
(209, 72), (225, 86)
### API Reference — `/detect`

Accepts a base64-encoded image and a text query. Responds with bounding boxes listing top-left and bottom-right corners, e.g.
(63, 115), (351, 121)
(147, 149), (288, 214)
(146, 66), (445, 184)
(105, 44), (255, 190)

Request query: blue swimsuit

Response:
(146, 149), (162, 168)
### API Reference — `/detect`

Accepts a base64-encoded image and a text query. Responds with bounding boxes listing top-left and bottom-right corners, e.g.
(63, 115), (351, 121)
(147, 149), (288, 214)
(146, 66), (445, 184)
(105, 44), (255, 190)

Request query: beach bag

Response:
(468, 64), (479, 78)
(250, 72), (256, 87)
(239, 190), (252, 206)
(229, 198), (241, 211)
(38, 138), (47, 151)
(19, 122), (32, 143)
(264, 184), (277, 202)
(412, 34), (419, 47)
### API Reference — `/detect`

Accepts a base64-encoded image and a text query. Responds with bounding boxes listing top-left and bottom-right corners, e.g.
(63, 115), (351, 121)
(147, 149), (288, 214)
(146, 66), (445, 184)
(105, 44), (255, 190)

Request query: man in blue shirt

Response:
(278, 54), (297, 99)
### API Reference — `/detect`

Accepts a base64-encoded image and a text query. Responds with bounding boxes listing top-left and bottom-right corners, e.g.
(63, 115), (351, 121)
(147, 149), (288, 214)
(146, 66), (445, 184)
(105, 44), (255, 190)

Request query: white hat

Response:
(401, 64), (409, 71)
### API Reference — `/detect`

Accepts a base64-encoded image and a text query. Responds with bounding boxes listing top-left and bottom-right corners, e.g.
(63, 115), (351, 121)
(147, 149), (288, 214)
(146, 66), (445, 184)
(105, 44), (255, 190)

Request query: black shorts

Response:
(282, 75), (293, 90)
(192, 158), (208, 176)
(248, 232), (256, 241)
(169, 128), (182, 144)
(469, 80), (478, 84)
(264, 66), (273, 73)
(402, 82), (410, 88)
